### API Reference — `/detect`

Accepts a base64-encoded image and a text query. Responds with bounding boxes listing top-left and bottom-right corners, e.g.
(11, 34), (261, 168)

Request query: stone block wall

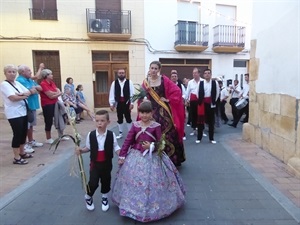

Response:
(243, 39), (300, 177)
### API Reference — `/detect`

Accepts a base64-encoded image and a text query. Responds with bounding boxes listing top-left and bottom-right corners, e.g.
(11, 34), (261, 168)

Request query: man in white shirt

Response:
(229, 73), (249, 128)
(185, 68), (203, 135)
(196, 69), (220, 144)
(218, 80), (229, 124)
(109, 68), (134, 138)
(229, 79), (242, 122)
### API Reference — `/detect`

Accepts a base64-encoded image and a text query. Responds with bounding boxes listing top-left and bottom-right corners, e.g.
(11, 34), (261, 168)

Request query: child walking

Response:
(76, 110), (120, 211)
(111, 101), (186, 222)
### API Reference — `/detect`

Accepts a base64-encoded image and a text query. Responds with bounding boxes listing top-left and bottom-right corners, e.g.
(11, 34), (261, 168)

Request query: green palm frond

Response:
(49, 105), (89, 194)
(49, 134), (76, 154)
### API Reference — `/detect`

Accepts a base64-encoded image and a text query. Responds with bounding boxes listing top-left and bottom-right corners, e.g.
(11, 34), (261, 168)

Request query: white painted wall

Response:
(143, 0), (252, 83)
(251, 1), (300, 98)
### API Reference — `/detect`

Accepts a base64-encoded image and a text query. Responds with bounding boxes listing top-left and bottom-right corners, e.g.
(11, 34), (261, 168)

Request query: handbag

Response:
(5, 80), (34, 123)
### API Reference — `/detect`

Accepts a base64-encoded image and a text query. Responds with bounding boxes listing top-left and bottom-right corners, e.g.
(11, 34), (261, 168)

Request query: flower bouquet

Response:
(156, 133), (166, 158)
(128, 84), (147, 104)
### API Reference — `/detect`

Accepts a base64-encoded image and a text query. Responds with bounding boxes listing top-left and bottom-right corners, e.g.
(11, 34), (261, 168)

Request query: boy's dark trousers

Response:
(87, 160), (112, 196)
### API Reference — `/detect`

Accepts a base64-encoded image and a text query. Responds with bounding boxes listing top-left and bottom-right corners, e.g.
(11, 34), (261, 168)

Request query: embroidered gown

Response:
(111, 121), (186, 223)
(142, 76), (186, 166)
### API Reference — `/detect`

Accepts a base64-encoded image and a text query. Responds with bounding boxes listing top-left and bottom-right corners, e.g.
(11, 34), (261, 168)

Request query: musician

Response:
(228, 73), (249, 128)
(229, 79), (241, 122)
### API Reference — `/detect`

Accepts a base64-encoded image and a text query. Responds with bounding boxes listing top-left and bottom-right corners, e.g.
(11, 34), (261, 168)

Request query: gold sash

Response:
(143, 79), (174, 124)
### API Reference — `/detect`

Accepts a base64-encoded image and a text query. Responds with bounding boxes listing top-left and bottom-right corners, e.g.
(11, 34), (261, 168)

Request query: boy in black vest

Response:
(76, 110), (120, 211)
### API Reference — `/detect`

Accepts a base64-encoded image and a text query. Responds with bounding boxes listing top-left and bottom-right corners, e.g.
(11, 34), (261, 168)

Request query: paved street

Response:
(0, 111), (299, 225)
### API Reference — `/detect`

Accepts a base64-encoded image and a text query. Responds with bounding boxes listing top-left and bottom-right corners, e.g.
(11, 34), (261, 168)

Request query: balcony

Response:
(212, 25), (245, 53)
(174, 22), (209, 52)
(29, 8), (58, 20)
(86, 9), (131, 40)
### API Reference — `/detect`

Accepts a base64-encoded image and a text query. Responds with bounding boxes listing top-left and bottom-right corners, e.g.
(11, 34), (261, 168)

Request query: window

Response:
(178, 21), (197, 45)
(30, 0), (57, 20)
(233, 60), (247, 68)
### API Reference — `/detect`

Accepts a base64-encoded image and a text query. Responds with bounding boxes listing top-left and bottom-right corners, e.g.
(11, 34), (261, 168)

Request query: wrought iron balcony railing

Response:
(175, 22), (209, 46)
(29, 8), (58, 20)
(213, 25), (245, 47)
(86, 9), (131, 34)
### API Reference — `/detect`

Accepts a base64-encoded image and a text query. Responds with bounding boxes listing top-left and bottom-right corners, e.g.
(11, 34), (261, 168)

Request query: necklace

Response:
(149, 75), (161, 87)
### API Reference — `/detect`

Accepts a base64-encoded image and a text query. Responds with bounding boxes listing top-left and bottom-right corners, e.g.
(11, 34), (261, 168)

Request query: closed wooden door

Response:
(93, 64), (111, 107)
(93, 63), (129, 107)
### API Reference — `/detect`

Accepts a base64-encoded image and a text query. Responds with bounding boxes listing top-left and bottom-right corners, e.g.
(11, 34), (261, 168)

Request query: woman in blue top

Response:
(76, 84), (95, 121)
(64, 77), (75, 98)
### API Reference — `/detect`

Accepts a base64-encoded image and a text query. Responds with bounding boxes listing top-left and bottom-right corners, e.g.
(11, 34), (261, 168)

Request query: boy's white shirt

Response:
(85, 129), (120, 152)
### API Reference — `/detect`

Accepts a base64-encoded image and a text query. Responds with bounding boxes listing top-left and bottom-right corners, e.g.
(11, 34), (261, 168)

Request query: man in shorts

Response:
(17, 64), (44, 152)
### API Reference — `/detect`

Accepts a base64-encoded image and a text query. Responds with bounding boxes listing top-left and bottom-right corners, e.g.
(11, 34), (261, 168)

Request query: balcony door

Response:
(96, 0), (121, 33)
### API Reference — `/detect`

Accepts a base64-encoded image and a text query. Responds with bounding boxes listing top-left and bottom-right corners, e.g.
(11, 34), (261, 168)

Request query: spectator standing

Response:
(17, 64), (44, 152)
(0, 64), (34, 165)
(39, 69), (66, 144)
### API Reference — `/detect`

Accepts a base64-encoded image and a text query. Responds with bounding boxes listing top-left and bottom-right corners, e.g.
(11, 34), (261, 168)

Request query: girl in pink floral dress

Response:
(111, 101), (186, 222)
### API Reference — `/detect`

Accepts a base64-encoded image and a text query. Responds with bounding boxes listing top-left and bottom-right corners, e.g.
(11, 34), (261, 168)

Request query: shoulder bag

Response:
(5, 80), (34, 123)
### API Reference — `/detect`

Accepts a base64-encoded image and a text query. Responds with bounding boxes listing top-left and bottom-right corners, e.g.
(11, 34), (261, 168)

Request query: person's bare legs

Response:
(78, 103), (94, 120)
(27, 126), (33, 142)
(19, 144), (26, 155)
(13, 147), (21, 159)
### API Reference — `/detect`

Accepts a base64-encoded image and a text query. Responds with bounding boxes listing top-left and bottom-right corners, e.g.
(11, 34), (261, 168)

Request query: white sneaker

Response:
(45, 138), (54, 144)
(182, 137), (186, 141)
(211, 140), (217, 144)
(24, 144), (35, 153)
(186, 124), (191, 127)
(189, 132), (195, 136)
(195, 140), (201, 144)
(101, 197), (109, 211)
(203, 133), (207, 137)
(29, 140), (43, 147)
(116, 133), (123, 139)
(85, 196), (95, 211)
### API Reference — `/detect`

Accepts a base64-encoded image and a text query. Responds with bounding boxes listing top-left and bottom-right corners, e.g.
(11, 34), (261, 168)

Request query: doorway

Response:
(93, 63), (128, 107)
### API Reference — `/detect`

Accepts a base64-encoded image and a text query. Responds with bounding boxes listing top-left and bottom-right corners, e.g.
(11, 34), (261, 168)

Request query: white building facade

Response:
(143, 0), (252, 84)
(0, 0), (252, 109)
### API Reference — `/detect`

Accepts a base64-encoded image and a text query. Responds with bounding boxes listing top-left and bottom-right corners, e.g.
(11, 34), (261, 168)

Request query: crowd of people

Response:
(0, 63), (93, 165)
(1, 61), (249, 222)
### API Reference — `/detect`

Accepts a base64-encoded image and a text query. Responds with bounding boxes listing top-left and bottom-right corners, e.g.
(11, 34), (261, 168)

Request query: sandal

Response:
(13, 158), (28, 165)
(19, 153), (33, 159)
